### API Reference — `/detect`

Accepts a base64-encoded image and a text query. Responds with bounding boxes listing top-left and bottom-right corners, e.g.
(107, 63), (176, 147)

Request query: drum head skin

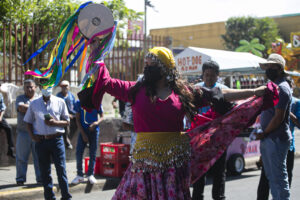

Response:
(77, 3), (114, 39)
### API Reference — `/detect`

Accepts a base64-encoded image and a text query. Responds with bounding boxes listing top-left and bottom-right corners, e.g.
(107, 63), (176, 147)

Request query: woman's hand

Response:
(254, 86), (267, 97)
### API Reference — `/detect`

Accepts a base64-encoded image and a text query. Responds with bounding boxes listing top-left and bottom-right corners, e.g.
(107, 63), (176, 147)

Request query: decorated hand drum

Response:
(77, 3), (114, 39)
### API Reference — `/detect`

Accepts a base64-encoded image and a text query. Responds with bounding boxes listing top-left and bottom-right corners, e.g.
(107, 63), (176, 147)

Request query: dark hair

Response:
(24, 79), (35, 85)
(129, 54), (202, 120)
(202, 60), (220, 75)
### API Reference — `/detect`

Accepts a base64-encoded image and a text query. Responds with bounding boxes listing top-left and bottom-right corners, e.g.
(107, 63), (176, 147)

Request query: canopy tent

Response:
(175, 47), (267, 75)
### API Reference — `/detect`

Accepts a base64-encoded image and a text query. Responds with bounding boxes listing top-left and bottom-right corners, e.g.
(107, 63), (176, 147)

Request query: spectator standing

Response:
(15, 79), (41, 185)
(71, 100), (104, 185)
(24, 83), (72, 200)
(193, 60), (229, 200)
(255, 53), (292, 200)
(257, 77), (299, 200)
(0, 85), (15, 158)
(57, 80), (76, 149)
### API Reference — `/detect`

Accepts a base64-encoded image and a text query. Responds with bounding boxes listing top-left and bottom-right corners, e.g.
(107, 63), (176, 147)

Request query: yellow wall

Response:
(150, 13), (300, 50)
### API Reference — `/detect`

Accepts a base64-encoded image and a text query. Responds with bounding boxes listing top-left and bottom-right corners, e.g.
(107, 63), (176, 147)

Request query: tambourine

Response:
(77, 3), (114, 39)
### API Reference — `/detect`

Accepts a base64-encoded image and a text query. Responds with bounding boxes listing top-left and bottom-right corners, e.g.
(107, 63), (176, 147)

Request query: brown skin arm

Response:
(26, 123), (40, 142)
(75, 112), (88, 143)
(255, 108), (286, 140)
(17, 104), (29, 113)
(222, 86), (266, 102)
(89, 113), (104, 132)
(290, 112), (300, 129)
(0, 111), (4, 122)
(44, 116), (70, 127)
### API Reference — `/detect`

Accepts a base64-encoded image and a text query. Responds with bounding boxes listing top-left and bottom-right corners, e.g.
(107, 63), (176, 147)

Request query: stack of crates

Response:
(100, 142), (130, 177)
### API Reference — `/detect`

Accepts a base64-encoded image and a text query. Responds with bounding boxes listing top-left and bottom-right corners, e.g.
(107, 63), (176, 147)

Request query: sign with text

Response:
(175, 48), (210, 74)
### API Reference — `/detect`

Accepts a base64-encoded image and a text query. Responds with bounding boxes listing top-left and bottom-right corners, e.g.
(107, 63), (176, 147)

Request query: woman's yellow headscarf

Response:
(148, 47), (176, 68)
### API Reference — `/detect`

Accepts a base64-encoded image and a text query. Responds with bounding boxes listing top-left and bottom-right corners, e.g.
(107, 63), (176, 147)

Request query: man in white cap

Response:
(57, 80), (76, 149)
(255, 53), (292, 200)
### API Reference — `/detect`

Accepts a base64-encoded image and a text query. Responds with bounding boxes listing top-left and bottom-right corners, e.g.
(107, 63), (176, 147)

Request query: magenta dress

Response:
(87, 65), (278, 200)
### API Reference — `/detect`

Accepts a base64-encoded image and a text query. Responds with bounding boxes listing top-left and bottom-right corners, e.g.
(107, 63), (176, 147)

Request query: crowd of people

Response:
(0, 46), (299, 200)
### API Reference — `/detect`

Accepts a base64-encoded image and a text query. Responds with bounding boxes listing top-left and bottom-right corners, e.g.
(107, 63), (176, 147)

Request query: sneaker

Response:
(16, 181), (24, 186)
(87, 175), (97, 184)
(71, 175), (84, 184)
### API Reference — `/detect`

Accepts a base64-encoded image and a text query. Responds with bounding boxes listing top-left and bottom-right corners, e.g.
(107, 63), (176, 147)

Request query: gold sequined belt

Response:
(131, 132), (191, 172)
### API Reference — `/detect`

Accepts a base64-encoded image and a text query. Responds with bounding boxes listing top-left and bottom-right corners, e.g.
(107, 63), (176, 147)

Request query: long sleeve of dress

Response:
(78, 64), (136, 111)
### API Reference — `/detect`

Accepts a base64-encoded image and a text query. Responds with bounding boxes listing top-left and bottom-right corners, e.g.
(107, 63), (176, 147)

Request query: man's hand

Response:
(81, 132), (89, 143)
(254, 86), (267, 97)
(69, 114), (75, 120)
(89, 122), (98, 132)
(44, 118), (58, 126)
(254, 132), (266, 140)
(31, 135), (41, 143)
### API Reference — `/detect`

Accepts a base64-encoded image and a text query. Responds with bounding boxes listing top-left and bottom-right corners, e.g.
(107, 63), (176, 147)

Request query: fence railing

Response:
(0, 23), (168, 86)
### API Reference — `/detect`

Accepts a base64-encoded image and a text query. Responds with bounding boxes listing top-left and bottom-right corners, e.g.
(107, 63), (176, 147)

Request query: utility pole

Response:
(144, 0), (147, 53)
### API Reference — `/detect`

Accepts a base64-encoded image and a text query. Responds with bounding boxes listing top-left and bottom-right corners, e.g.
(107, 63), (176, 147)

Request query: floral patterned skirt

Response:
(113, 90), (277, 200)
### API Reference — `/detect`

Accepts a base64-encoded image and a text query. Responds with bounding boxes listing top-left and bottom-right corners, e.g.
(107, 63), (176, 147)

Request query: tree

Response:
(221, 16), (280, 57)
(235, 38), (265, 57)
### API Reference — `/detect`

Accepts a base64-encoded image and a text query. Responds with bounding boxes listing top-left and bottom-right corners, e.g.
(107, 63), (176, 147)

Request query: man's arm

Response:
(17, 104), (29, 113)
(89, 112), (104, 131)
(290, 112), (300, 129)
(0, 110), (4, 122)
(222, 86), (266, 102)
(75, 112), (88, 143)
(257, 108), (286, 139)
(26, 122), (40, 142)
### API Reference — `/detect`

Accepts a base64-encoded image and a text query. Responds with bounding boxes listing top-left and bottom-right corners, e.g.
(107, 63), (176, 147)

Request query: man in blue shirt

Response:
(71, 100), (104, 185)
(193, 60), (228, 200)
(57, 80), (76, 149)
(256, 53), (292, 200)
(15, 79), (41, 186)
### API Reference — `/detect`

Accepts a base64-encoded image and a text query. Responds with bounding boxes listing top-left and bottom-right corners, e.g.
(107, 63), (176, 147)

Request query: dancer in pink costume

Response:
(79, 45), (277, 200)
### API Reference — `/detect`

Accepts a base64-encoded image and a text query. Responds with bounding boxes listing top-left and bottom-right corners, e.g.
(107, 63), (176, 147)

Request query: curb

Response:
(0, 177), (121, 200)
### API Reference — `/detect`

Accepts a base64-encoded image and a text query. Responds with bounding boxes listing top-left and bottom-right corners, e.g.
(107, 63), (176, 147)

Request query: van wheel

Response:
(227, 154), (245, 175)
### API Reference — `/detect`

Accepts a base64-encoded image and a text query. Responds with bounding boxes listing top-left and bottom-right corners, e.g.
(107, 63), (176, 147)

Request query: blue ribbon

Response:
(23, 38), (55, 65)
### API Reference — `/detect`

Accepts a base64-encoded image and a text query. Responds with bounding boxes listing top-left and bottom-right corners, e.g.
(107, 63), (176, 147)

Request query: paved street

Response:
(62, 158), (300, 200)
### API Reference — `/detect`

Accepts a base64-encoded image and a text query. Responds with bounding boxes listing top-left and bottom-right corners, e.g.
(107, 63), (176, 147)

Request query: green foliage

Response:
(235, 38), (265, 57)
(0, 0), (80, 25)
(221, 16), (280, 57)
(102, 0), (143, 36)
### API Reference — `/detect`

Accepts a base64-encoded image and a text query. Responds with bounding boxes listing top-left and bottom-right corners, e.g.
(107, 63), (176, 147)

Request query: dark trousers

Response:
(192, 151), (227, 200)
(35, 135), (71, 200)
(0, 118), (14, 150)
(257, 150), (294, 200)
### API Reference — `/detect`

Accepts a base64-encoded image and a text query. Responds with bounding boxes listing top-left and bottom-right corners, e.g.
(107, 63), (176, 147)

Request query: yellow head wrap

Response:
(148, 47), (176, 68)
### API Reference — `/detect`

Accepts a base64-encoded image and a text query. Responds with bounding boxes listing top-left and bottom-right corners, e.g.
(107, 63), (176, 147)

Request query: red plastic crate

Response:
(100, 160), (129, 177)
(100, 143), (130, 162)
(84, 156), (102, 175)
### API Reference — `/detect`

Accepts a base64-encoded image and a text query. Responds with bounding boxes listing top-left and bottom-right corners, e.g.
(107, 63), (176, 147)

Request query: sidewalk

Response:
(0, 161), (121, 200)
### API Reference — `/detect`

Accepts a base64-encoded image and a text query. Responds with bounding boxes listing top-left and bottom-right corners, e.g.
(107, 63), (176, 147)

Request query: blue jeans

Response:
(76, 129), (99, 176)
(16, 130), (41, 182)
(35, 135), (71, 200)
(260, 137), (290, 200)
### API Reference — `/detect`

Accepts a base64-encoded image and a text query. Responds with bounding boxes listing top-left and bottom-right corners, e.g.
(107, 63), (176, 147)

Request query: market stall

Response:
(175, 47), (267, 88)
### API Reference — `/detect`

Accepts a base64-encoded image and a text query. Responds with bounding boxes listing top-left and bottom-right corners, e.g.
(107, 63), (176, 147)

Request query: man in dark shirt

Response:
(256, 53), (292, 200)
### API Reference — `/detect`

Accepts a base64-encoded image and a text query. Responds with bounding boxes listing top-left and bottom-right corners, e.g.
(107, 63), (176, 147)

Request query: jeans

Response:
(192, 151), (227, 200)
(257, 150), (294, 200)
(16, 130), (41, 182)
(35, 135), (71, 200)
(260, 137), (290, 200)
(76, 129), (99, 176)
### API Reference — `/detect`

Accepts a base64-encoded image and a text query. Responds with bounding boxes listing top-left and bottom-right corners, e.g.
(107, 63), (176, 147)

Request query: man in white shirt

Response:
(24, 80), (72, 200)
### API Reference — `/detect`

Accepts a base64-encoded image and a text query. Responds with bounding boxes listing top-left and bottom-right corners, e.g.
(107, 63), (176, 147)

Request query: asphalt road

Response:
(67, 158), (300, 200)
